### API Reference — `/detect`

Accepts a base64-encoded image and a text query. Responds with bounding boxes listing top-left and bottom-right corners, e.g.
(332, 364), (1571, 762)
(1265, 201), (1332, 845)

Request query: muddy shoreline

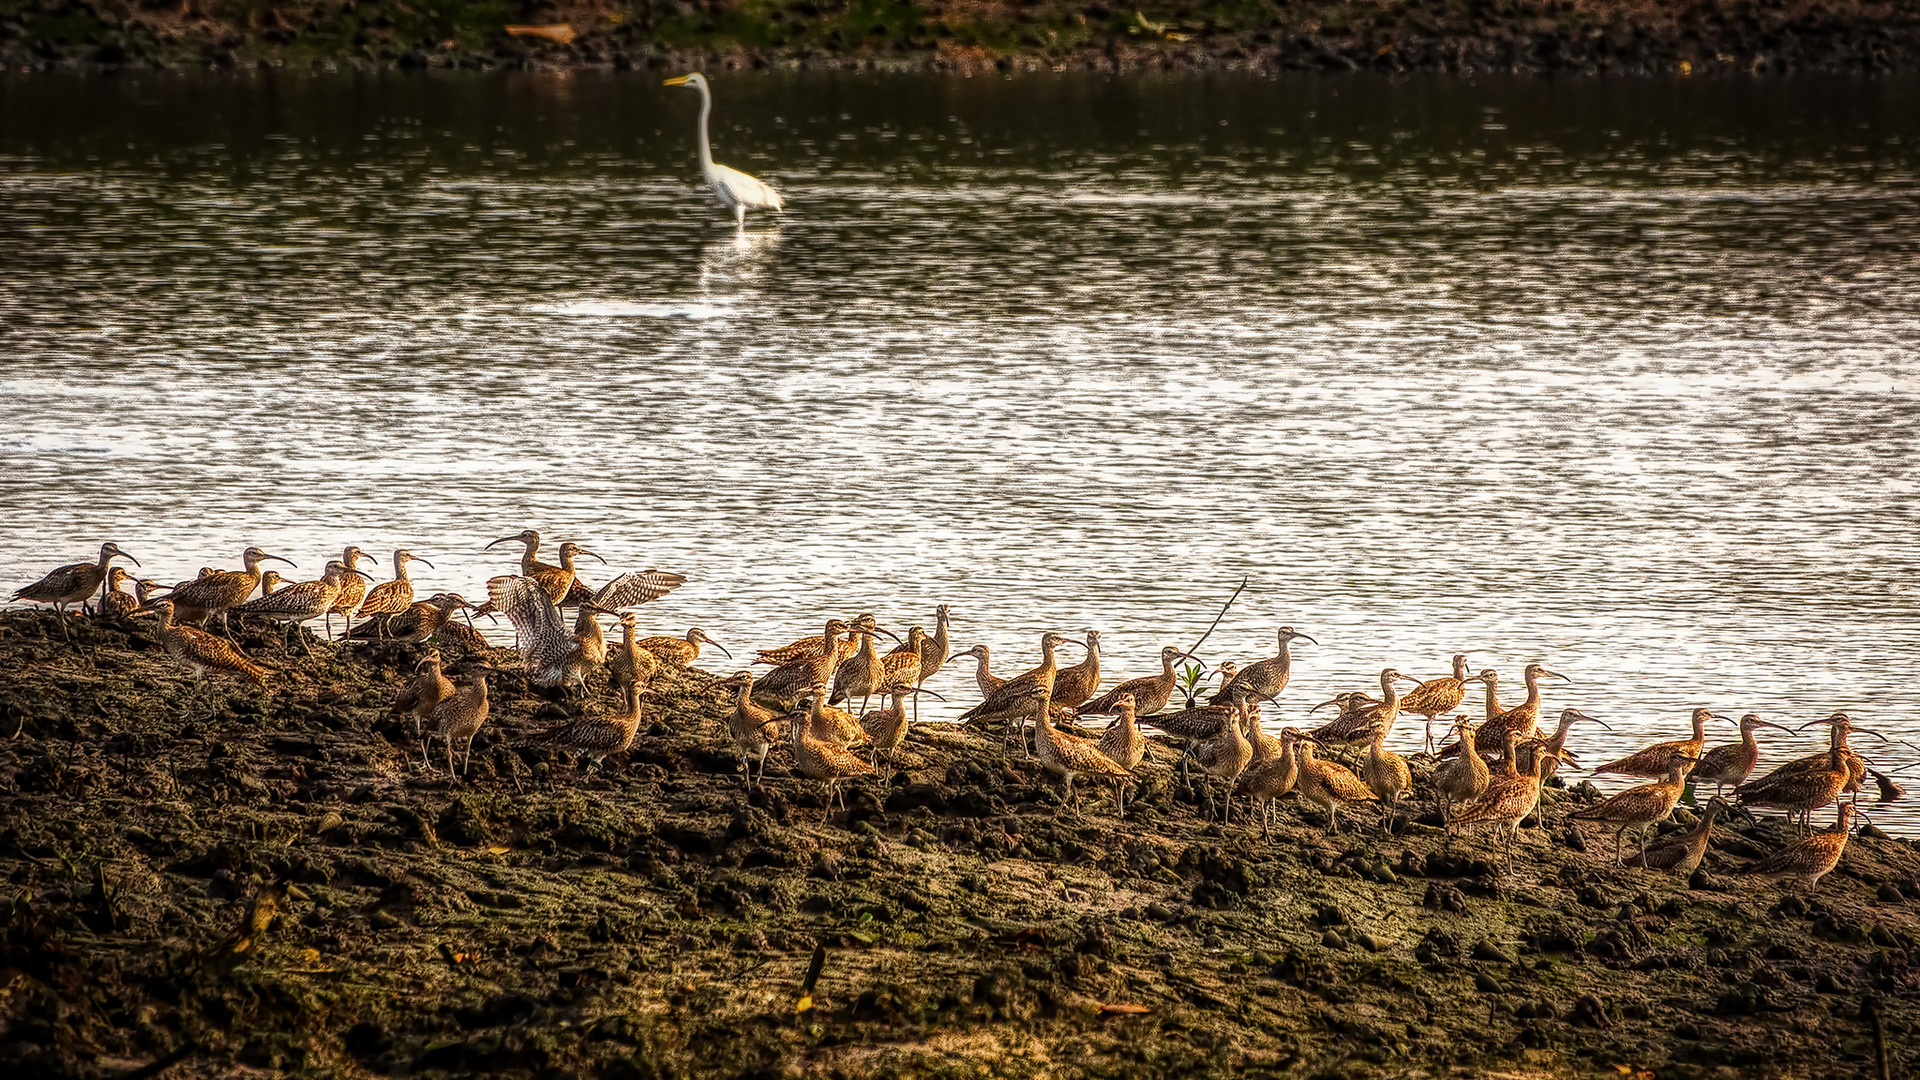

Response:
(2, 0), (1918, 77)
(1, 607), (1917, 1078)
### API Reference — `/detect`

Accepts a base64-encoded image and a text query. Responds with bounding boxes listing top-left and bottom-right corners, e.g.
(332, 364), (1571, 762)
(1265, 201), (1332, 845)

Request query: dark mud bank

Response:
(2, 0), (1918, 77)
(1, 607), (1918, 1078)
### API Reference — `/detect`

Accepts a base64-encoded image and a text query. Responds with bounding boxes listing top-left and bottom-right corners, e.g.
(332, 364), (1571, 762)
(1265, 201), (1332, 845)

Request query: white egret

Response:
(662, 72), (785, 228)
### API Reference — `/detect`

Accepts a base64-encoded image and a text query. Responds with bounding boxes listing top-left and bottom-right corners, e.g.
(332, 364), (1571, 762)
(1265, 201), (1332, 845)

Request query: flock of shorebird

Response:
(10, 535), (1904, 893)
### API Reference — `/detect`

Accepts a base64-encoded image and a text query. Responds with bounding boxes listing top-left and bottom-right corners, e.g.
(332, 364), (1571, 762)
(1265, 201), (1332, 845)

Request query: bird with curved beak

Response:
(10, 541), (140, 637)
(1692, 713), (1795, 798)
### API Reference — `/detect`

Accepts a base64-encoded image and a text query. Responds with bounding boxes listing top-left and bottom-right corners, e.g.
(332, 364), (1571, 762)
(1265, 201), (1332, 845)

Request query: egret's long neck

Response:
(696, 83), (716, 170)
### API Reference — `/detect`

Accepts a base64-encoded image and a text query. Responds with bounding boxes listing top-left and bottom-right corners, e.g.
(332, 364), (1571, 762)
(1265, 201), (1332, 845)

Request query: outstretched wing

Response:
(591, 570), (689, 610)
(486, 575), (566, 669)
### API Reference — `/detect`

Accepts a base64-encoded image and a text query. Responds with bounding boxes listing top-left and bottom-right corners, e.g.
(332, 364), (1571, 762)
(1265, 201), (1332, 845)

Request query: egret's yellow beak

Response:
(663, 75), (691, 86)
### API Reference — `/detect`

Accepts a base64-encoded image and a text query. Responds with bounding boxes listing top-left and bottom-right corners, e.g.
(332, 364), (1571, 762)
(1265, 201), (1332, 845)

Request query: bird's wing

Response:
(591, 570), (688, 610)
(486, 575), (563, 666)
(711, 163), (783, 211)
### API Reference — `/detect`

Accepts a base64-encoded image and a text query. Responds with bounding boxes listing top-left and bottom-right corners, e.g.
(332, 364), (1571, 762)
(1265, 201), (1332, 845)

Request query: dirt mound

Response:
(0, 608), (1916, 1078)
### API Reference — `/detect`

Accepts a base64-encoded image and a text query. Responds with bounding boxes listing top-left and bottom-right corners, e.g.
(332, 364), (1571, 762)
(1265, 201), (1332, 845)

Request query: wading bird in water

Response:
(663, 72), (785, 228)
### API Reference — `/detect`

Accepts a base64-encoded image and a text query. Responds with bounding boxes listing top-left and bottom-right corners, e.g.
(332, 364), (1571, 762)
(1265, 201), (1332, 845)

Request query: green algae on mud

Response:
(1, 607), (1918, 1078)
(2, 0), (1918, 76)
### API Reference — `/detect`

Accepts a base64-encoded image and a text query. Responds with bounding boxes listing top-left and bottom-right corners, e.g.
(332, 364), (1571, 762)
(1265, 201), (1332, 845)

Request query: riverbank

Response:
(0, 607), (1916, 1078)
(1, 0), (1917, 76)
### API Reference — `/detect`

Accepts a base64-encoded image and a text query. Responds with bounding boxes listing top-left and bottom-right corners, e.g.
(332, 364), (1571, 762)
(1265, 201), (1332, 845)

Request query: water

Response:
(3, 71), (1919, 828)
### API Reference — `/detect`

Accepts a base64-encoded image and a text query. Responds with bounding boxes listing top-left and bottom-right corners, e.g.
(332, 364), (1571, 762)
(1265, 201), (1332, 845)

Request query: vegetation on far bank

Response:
(2, 0), (1918, 75)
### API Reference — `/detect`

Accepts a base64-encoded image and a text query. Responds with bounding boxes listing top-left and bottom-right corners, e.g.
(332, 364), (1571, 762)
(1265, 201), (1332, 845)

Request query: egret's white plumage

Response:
(663, 72), (784, 227)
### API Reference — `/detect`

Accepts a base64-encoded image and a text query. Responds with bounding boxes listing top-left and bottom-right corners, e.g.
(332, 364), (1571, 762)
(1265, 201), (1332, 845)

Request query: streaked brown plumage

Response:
(325, 545), (375, 636)
(1589, 708), (1725, 778)
(754, 619), (851, 707)
(1077, 645), (1196, 718)
(1049, 629), (1102, 709)
(607, 613), (660, 693)
(1693, 713), (1792, 798)
(878, 627), (928, 697)
(234, 561), (374, 652)
(1478, 668), (1502, 720)
(1095, 694), (1147, 816)
(487, 529), (558, 576)
(1628, 797), (1729, 874)
(637, 627), (730, 667)
(434, 619), (492, 654)
(167, 546), (294, 633)
(1571, 750), (1696, 865)
(572, 569), (688, 611)
(1307, 668), (1417, 749)
(100, 566), (140, 620)
(830, 626), (893, 712)
(134, 599), (272, 704)
(1399, 654), (1482, 752)
(1741, 802), (1856, 891)
(719, 671), (778, 789)
(429, 664), (492, 776)
(353, 593), (476, 645)
(356, 549), (433, 636)
(1363, 728), (1412, 833)
(1432, 718), (1490, 823)
(957, 631), (1074, 749)
(1029, 681), (1132, 813)
(1466, 663), (1569, 758)
(1193, 697), (1255, 822)
(861, 687), (934, 776)
(1737, 713), (1869, 829)
(950, 643), (1005, 698)
(1294, 738), (1379, 834)
(528, 541), (604, 605)
(1209, 626), (1316, 706)
(754, 613), (881, 665)
(531, 679), (643, 772)
(790, 682), (877, 812)
(917, 605), (952, 688)
(1449, 730), (1558, 869)
(486, 574), (601, 689)
(389, 649), (455, 744)
(12, 541), (139, 619)
(1238, 728), (1304, 839)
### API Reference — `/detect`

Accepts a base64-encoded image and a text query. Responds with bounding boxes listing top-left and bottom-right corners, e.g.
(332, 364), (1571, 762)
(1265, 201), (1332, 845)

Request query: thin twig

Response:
(1185, 576), (1249, 660)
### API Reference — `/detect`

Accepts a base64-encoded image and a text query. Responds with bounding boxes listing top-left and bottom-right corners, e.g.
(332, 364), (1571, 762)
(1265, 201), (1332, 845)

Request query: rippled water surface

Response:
(3, 71), (1919, 826)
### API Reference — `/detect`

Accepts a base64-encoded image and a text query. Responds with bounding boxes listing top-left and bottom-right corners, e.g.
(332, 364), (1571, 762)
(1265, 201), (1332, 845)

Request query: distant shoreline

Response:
(2, 0), (1917, 78)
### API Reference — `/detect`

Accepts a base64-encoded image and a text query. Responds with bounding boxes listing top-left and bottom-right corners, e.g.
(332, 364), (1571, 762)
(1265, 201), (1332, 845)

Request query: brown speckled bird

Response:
(531, 679), (644, 775)
(1737, 713), (1876, 830)
(167, 546), (294, 635)
(1571, 750), (1697, 865)
(1029, 681), (1132, 815)
(486, 575), (601, 690)
(1449, 729), (1559, 870)
(1589, 708), (1728, 779)
(720, 671), (778, 790)
(1193, 697), (1255, 822)
(99, 566), (141, 621)
(950, 643), (1005, 699)
(1238, 728), (1305, 839)
(526, 541), (604, 605)
(1628, 797), (1731, 874)
(1077, 645), (1197, 718)
(234, 560), (374, 653)
(1294, 737), (1379, 834)
(957, 631), (1076, 752)
(607, 613), (660, 693)
(637, 626), (731, 667)
(754, 619), (852, 707)
(356, 550), (433, 637)
(390, 649), (456, 750)
(1362, 728), (1413, 834)
(486, 529), (558, 576)
(1210, 626), (1316, 706)
(1432, 717), (1490, 824)
(1398, 654), (1483, 752)
(12, 541), (139, 627)
(429, 663), (493, 777)
(917, 605), (953, 688)
(1693, 713), (1793, 798)
(1307, 668), (1419, 750)
(134, 599), (272, 710)
(789, 682), (877, 813)
(1048, 629), (1102, 710)
(1740, 802), (1857, 891)
(754, 613), (882, 665)
(325, 545), (376, 637)
(1462, 663), (1569, 758)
